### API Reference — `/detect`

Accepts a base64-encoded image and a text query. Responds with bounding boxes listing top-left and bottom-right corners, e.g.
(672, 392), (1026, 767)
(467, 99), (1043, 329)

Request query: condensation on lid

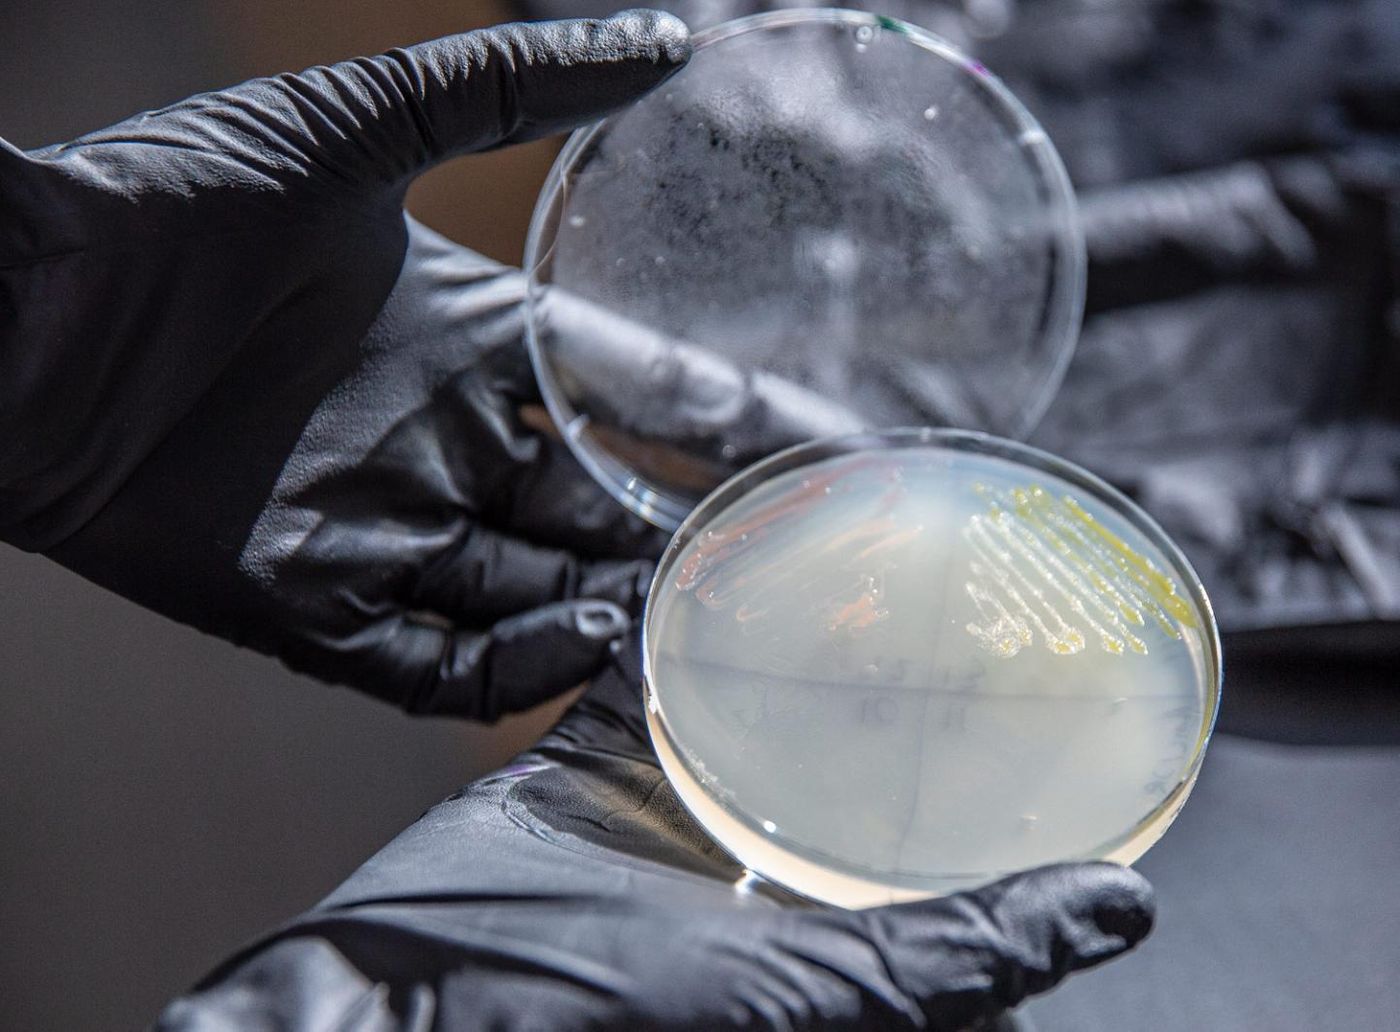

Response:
(524, 9), (1085, 531)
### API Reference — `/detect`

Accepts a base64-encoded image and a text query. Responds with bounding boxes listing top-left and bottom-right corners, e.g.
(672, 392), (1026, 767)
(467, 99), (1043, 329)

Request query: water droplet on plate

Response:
(923, 105), (939, 121)
(567, 214), (586, 228)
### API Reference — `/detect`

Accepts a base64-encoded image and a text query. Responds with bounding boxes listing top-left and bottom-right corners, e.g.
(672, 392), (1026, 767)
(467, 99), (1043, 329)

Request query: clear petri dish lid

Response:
(525, 8), (1085, 532)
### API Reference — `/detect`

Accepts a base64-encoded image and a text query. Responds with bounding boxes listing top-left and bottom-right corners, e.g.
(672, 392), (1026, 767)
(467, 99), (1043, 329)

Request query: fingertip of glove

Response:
(604, 10), (693, 70)
(579, 558), (654, 618)
(439, 601), (628, 719)
(606, 627), (645, 682)
(574, 600), (631, 641)
(1014, 861), (1156, 959)
(1079, 863), (1155, 950)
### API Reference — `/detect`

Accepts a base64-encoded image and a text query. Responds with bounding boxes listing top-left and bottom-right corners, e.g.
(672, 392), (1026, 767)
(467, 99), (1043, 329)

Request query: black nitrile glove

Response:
(0, 13), (691, 716)
(156, 635), (1154, 1031)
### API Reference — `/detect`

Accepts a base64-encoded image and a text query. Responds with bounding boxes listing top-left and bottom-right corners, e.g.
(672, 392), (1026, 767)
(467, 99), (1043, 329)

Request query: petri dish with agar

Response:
(644, 430), (1220, 907)
(523, 9), (1220, 907)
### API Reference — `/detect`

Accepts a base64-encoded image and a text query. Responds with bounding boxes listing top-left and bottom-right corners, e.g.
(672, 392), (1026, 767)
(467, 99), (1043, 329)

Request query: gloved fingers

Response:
(534, 628), (654, 758)
(438, 600), (633, 718)
(493, 431), (672, 560)
(850, 862), (1154, 1031)
(285, 11), (690, 184)
(331, 601), (631, 718)
(416, 292), (666, 562)
(534, 286), (866, 463)
(1078, 157), (1362, 313)
(410, 523), (651, 624)
(463, 293), (686, 559)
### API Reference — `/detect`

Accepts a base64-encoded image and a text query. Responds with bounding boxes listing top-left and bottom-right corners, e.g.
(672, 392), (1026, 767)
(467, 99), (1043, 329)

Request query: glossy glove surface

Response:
(157, 636), (1154, 1031)
(0, 13), (690, 715)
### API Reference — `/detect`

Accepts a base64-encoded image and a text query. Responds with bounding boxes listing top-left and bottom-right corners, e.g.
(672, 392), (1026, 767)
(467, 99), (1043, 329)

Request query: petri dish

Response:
(521, 10), (1219, 907)
(525, 9), (1084, 531)
(644, 430), (1221, 907)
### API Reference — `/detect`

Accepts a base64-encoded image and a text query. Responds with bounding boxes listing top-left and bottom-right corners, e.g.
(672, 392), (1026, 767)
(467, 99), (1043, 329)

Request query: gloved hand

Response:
(156, 635), (1154, 1031)
(0, 13), (690, 716)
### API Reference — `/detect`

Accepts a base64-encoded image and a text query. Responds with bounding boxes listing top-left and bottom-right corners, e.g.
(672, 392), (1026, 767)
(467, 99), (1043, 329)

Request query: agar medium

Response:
(644, 431), (1221, 908)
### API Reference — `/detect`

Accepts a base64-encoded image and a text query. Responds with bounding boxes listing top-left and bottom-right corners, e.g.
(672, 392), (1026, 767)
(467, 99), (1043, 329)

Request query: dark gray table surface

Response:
(1024, 652), (1400, 1031)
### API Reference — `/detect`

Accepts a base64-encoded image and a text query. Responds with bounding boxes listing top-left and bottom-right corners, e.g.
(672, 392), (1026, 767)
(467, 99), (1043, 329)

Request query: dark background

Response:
(0, 2), (566, 1029)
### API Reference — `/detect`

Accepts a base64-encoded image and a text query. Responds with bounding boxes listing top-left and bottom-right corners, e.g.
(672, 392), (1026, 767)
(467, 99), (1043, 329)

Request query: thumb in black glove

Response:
(0, 13), (690, 716)
(155, 635), (1154, 1031)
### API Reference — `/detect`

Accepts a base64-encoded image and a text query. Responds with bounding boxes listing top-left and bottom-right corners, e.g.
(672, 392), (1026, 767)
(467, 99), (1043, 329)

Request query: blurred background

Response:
(5, 2), (1400, 1030)
(0, 2), (568, 1028)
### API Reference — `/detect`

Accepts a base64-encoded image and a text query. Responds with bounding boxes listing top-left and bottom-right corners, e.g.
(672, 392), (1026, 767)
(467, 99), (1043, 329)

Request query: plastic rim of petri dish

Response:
(643, 429), (1222, 908)
(524, 9), (1085, 532)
